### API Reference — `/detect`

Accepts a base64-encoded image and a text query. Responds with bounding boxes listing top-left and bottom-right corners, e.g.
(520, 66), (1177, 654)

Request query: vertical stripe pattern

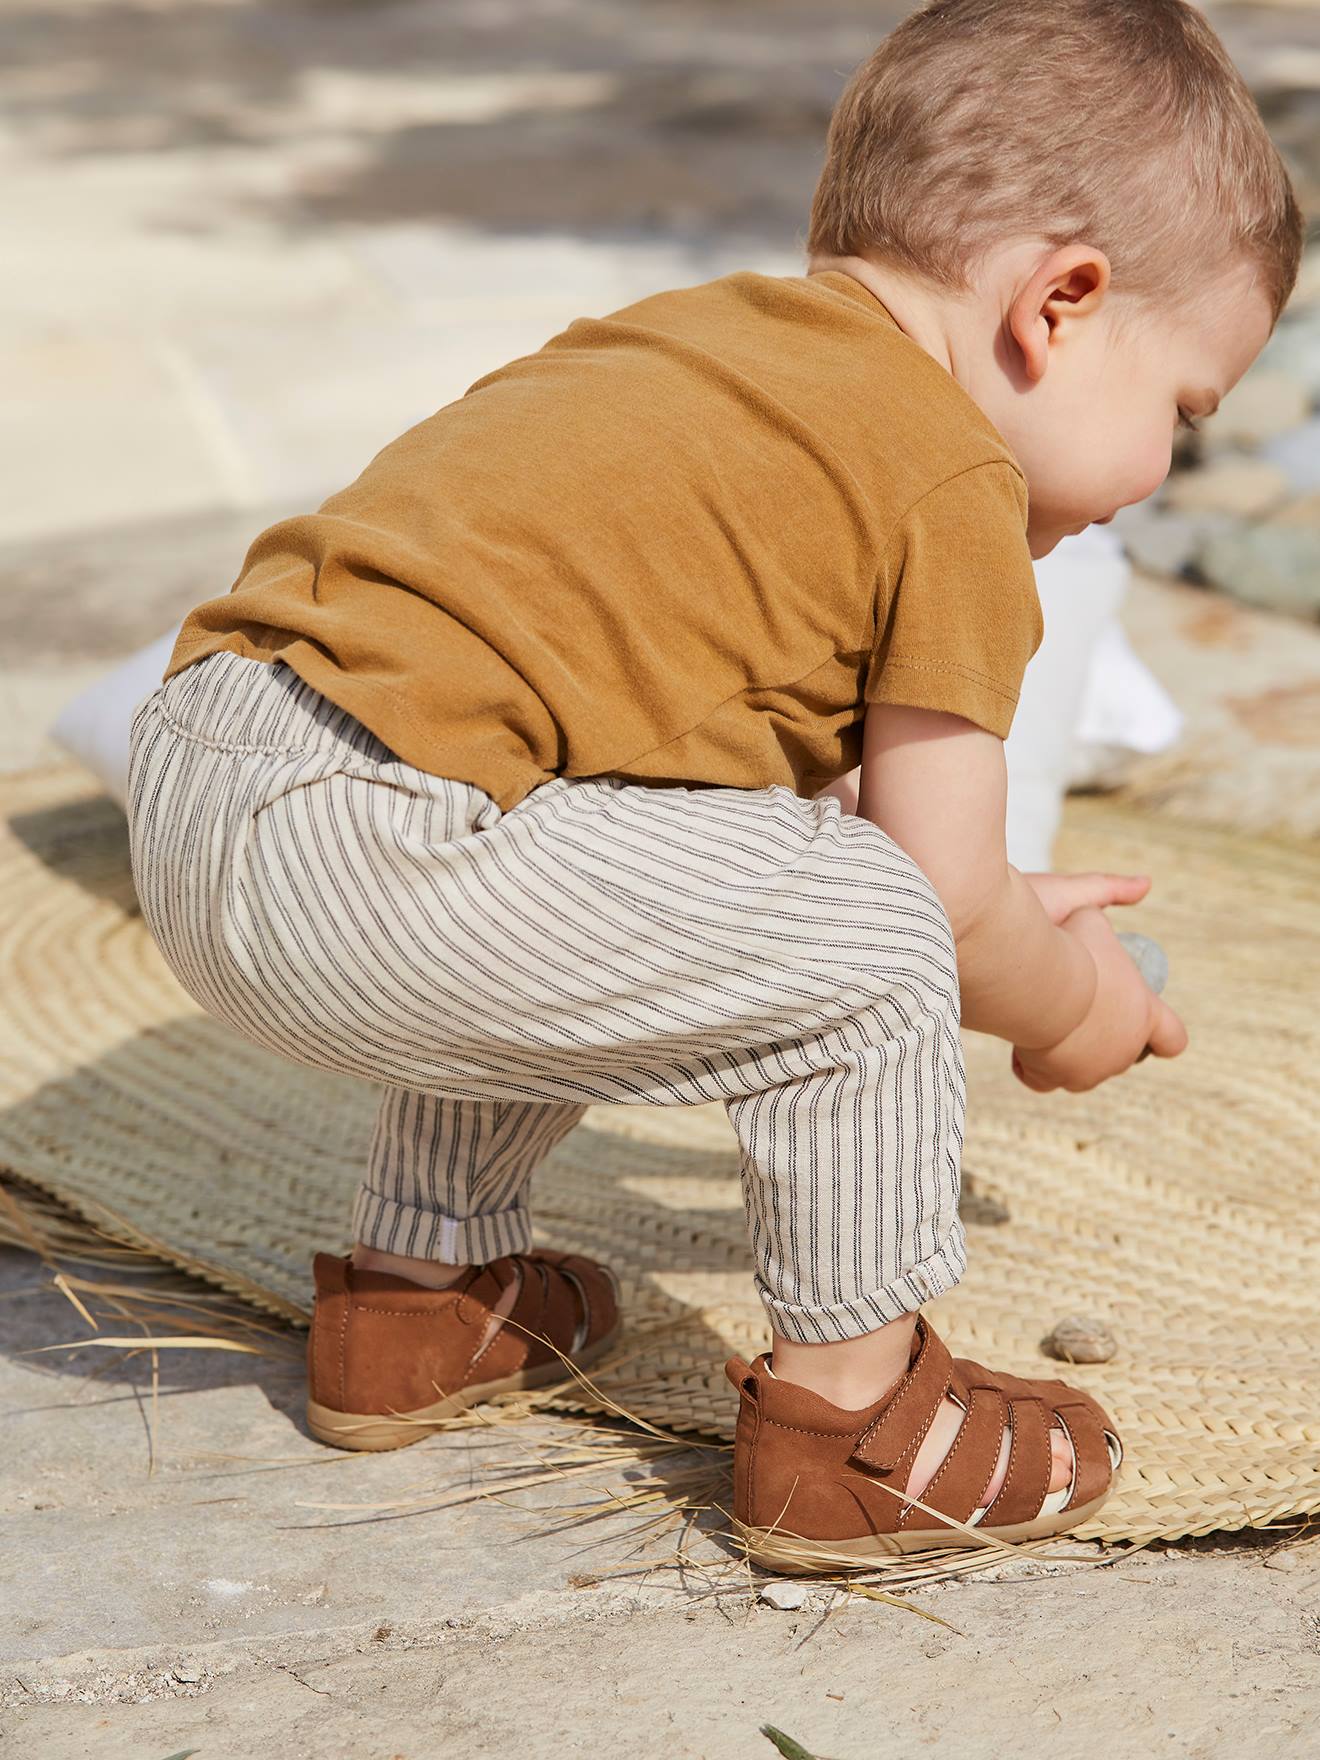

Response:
(127, 653), (968, 1344)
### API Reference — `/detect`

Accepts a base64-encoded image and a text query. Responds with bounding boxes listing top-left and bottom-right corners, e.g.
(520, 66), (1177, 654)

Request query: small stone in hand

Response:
(1116, 931), (1169, 996)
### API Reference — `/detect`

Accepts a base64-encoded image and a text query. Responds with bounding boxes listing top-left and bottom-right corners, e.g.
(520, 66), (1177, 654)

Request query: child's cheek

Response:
(1127, 430), (1176, 507)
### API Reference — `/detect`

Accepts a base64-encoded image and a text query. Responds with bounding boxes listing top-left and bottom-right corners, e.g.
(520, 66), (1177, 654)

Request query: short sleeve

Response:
(865, 461), (1044, 739)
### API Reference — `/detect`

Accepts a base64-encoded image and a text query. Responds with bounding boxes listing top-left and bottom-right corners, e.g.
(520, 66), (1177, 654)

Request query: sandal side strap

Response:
(555, 1253), (620, 1347)
(902, 1381), (1006, 1528)
(1057, 1400), (1113, 1512)
(982, 1393), (1054, 1526)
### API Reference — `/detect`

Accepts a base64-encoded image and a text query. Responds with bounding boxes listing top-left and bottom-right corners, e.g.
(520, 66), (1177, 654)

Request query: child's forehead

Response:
(1192, 274), (1275, 367)
(1122, 266), (1272, 371)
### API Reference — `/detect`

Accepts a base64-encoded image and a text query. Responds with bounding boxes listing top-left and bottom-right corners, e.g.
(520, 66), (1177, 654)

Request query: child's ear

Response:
(1008, 244), (1112, 383)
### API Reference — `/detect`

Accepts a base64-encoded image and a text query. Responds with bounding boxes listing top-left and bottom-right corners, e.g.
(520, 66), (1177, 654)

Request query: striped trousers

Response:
(127, 653), (967, 1344)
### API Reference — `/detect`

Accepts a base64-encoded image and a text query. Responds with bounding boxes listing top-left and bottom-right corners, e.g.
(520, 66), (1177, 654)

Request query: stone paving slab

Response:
(0, 1247), (708, 1670)
(2, 337), (240, 546)
(5, 1240), (1320, 1760)
(6, 1562), (1320, 1760)
(2, 188), (797, 542)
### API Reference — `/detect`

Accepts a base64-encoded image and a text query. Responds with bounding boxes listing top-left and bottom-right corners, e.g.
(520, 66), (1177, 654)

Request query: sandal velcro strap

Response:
(841, 1318), (1120, 1532)
(467, 1249), (620, 1382)
(848, 1316), (953, 1476)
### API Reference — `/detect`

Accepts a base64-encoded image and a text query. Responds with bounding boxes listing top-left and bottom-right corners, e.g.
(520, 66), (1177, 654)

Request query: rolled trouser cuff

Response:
(350, 1186), (534, 1265)
(755, 1226), (967, 1345)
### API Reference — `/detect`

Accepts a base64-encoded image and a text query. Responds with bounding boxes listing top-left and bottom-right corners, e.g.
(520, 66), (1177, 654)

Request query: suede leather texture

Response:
(726, 1316), (1118, 1541)
(308, 1249), (619, 1415)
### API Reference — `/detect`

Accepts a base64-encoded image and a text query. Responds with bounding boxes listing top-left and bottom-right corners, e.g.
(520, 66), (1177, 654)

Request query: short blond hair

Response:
(808, 0), (1304, 324)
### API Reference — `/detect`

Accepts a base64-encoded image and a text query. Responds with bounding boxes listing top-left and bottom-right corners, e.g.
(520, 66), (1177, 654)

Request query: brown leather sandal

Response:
(305, 1248), (622, 1451)
(727, 1315), (1122, 1571)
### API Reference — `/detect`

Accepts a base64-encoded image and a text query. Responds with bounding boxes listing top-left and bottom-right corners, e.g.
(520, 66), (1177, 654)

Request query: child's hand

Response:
(1023, 869), (1152, 923)
(1011, 905), (1188, 1094)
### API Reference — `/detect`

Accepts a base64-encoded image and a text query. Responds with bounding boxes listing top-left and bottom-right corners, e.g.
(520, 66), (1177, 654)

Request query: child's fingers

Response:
(1069, 871), (1152, 911)
(1029, 871), (1152, 923)
(1109, 872), (1153, 905)
(1146, 997), (1189, 1060)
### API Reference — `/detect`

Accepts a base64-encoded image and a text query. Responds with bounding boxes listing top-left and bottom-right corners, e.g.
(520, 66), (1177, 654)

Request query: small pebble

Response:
(1116, 932), (1169, 997)
(1042, 1316), (1118, 1365)
(759, 1580), (809, 1610)
(172, 1665), (201, 1684)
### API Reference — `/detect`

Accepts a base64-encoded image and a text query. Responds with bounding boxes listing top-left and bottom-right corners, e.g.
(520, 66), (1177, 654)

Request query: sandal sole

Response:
(305, 1322), (623, 1452)
(732, 1490), (1112, 1572)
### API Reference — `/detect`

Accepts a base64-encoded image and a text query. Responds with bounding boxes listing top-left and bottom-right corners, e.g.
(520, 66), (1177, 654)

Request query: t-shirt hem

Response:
(166, 634), (548, 812)
(865, 658), (1020, 740)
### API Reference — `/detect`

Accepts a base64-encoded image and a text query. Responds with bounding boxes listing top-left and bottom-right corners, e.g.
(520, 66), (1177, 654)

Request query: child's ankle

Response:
(350, 1242), (475, 1289)
(769, 1312), (918, 1411)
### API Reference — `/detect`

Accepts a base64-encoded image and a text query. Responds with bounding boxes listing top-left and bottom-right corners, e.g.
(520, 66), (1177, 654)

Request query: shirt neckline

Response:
(806, 268), (904, 331)
(801, 268), (1026, 481)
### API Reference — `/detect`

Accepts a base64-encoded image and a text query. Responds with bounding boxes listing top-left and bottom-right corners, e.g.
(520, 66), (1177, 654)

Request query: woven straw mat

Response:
(3, 761), (1319, 1545)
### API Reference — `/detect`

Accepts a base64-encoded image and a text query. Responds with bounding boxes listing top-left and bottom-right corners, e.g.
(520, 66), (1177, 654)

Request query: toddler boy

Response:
(128, 0), (1301, 1566)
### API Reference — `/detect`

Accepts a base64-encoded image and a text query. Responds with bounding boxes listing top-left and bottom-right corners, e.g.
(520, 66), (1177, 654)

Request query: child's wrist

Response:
(1014, 921), (1099, 1053)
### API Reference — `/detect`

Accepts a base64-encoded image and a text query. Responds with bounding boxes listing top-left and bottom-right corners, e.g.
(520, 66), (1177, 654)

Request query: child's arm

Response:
(853, 703), (1187, 1090)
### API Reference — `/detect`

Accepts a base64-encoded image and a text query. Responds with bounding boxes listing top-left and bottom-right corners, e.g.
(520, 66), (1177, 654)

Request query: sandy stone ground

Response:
(5, 3), (1320, 1755)
(5, 1243), (1320, 1760)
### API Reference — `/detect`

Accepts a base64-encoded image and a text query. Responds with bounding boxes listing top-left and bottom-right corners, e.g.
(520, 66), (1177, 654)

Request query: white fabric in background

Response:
(50, 629), (179, 808)
(1071, 620), (1184, 788)
(1004, 526), (1181, 871)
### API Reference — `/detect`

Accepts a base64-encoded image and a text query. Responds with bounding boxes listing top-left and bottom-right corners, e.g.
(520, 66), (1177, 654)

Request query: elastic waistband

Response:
(153, 653), (392, 762)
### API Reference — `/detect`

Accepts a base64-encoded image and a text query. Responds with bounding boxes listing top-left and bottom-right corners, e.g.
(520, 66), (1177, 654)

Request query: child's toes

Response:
(909, 1403), (1076, 1512)
(1049, 1425), (1073, 1494)
(979, 1423), (1073, 1509)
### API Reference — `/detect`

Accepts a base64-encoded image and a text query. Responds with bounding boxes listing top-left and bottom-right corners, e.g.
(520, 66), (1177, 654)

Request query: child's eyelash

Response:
(1177, 410), (1202, 433)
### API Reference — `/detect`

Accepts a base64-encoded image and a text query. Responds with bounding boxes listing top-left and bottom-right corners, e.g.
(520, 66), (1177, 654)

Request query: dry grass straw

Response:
(0, 1174), (1136, 1601)
(286, 1305), (1130, 1602)
(2, 1174), (302, 1365)
(25, 1174), (1306, 1600)
(11, 766), (1320, 1546)
(23, 1173), (1292, 1607)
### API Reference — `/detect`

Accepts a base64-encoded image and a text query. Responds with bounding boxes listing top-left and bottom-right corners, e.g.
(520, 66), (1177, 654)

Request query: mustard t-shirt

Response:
(167, 269), (1042, 809)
